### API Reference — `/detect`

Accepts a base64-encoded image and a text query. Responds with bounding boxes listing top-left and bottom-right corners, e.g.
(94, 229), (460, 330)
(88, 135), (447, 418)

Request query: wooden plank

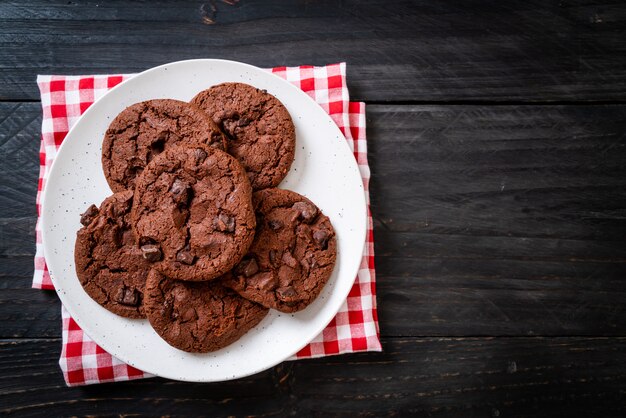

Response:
(376, 261), (626, 336)
(1, 1), (626, 101)
(1, 337), (625, 416)
(0, 339), (284, 417)
(291, 337), (626, 417)
(1, 103), (626, 337)
(0, 103), (39, 221)
(0, 218), (36, 257)
(0, 256), (34, 287)
(368, 103), (626, 336)
(368, 104), (626, 238)
(0, 290), (60, 338)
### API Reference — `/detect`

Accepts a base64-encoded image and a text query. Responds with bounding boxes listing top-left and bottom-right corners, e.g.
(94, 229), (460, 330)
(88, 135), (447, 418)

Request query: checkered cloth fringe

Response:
(34, 62), (380, 386)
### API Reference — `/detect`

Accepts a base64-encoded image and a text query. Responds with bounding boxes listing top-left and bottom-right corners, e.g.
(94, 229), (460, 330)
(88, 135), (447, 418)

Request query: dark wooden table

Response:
(2, 1), (626, 416)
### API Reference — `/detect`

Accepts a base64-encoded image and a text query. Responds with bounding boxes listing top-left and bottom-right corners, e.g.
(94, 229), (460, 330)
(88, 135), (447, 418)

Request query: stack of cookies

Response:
(75, 83), (337, 353)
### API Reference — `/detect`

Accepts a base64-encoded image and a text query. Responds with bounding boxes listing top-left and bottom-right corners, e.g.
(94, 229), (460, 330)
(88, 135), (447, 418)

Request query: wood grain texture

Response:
(368, 104), (626, 337)
(1, 338), (625, 416)
(2, 3), (626, 407)
(0, 103), (39, 222)
(1, 103), (625, 339)
(1, 0), (626, 101)
(0, 257), (34, 287)
(0, 290), (60, 338)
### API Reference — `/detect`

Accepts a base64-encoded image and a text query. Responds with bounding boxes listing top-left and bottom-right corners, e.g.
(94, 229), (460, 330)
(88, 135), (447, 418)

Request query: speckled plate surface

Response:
(41, 59), (367, 382)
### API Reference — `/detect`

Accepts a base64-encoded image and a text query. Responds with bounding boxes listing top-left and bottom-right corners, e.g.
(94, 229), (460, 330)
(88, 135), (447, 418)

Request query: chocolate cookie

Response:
(223, 189), (337, 313)
(102, 99), (228, 192)
(131, 144), (256, 281)
(190, 82), (295, 190)
(74, 190), (150, 318)
(144, 269), (268, 352)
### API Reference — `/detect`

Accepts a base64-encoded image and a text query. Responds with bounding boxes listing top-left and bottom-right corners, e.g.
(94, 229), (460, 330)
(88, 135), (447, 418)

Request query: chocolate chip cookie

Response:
(223, 188), (337, 313)
(74, 190), (150, 318)
(144, 269), (268, 352)
(190, 83), (295, 190)
(102, 99), (228, 192)
(131, 144), (256, 281)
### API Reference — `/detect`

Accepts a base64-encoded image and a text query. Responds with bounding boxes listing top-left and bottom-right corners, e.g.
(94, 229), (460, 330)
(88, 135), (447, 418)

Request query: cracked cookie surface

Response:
(131, 144), (255, 281)
(144, 269), (268, 352)
(74, 190), (150, 318)
(222, 188), (337, 313)
(102, 99), (228, 192)
(190, 82), (295, 190)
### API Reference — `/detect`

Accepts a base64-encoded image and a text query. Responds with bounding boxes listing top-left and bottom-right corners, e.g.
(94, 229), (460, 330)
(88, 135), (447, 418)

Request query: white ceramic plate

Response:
(42, 59), (367, 382)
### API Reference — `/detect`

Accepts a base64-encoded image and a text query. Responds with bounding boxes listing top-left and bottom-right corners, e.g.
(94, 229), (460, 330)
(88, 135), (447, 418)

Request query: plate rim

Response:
(41, 58), (367, 382)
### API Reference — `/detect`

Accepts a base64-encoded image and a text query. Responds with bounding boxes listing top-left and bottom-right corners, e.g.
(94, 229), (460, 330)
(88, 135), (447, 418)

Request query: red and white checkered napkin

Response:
(34, 63), (380, 386)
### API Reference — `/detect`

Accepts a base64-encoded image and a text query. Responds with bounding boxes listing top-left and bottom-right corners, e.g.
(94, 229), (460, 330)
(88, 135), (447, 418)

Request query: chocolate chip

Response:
(116, 287), (140, 306)
(180, 307), (198, 322)
(268, 219), (283, 231)
(237, 117), (252, 127)
(250, 271), (277, 291)
(292, 201), (318, 223)
(193, 148), (207, 162)
(176, 250), (195, 265)
(277, 286), (297, 300)
(313, 229), (331, 250)
(140, 236), (155, 245)
(269, 249), (278, 265)
(222, 118), (240, 136)
(170, 178), (187, 195)
(237, 258), (259, 277)
(80, 204), (99, 226)
(245, 258), (259, 277)
(209, 137), (225, 151)
(169, 178), (190, 205)
(141, 244), (162, 262)
(277, 265), (294, 287)
(169, 303), (178, 320)
(215, 213), (235, 232)
(281, 251), (298, 268)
